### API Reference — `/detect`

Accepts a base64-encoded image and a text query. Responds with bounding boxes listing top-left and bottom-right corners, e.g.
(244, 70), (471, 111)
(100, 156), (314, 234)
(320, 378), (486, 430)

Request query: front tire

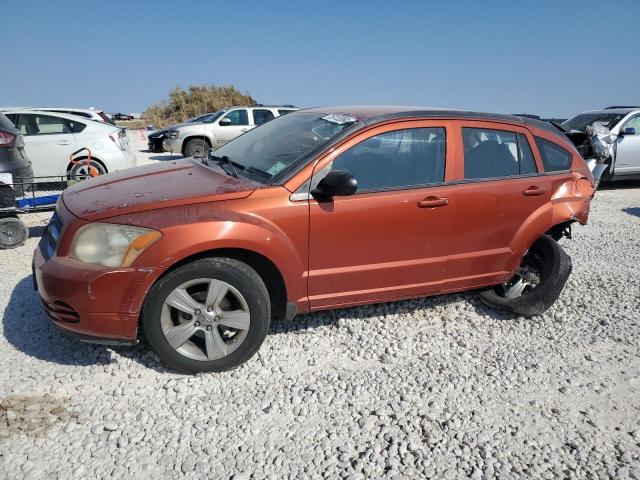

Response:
(184, 138), (210, 158)
(479, 235), (572, 317)
(142, 257), (270, 373)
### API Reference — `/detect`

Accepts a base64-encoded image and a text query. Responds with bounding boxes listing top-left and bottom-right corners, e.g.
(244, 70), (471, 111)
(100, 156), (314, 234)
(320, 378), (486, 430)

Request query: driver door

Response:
(15, 113), (77, 177)
(306, 122), (456, 310)
(614, 115), (640, 174)
(215, 109), (250, 147)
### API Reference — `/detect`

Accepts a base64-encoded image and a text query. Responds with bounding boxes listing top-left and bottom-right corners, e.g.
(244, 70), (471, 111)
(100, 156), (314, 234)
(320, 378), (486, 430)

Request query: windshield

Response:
(211, 111), (360, 183)
(185, 111), (225, 124)
(562, 112), (626, 132)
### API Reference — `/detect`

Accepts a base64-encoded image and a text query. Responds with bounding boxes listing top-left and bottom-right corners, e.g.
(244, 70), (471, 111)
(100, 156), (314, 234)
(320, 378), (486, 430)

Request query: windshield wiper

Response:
(210, 154), (239, 178)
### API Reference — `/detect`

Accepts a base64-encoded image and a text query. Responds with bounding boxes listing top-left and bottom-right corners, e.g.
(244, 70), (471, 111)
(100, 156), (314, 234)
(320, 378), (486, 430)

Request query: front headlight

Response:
(70, 223), (162, 267)
(168, 130), (179, 139)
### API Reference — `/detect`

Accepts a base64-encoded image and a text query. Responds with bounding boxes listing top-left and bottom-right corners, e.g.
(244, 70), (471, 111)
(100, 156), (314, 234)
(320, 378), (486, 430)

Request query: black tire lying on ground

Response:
(479, 235), (572, 318)
(0, 217), (29, 249)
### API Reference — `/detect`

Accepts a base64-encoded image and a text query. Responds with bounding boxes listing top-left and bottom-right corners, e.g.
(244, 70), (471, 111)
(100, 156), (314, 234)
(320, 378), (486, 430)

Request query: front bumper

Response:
(33, 239), (163, 344)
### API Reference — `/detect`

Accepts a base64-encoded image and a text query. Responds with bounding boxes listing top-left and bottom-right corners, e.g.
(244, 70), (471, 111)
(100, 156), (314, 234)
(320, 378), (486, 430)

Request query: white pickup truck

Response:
(163, 105), (298, 158)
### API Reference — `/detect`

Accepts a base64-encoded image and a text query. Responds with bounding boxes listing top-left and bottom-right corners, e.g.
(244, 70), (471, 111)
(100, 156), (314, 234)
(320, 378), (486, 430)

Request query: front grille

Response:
(41, 210), (63, 260)
(42, 299), (80, 323)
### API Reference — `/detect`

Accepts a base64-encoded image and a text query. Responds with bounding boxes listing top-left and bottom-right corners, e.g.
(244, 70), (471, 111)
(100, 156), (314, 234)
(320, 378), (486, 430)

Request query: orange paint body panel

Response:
(32, 107), (595, 343)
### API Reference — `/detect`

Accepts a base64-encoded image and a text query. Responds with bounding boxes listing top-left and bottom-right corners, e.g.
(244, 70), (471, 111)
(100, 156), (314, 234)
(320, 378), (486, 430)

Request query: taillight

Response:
(0, 131), (16, 146)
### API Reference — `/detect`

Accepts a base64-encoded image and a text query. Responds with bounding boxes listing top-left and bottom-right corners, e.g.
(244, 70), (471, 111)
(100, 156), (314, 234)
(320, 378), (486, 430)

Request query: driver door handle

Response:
(240, 128), (249, 132)
(56, 140), (71, 146)
(417, 196), (449, 208)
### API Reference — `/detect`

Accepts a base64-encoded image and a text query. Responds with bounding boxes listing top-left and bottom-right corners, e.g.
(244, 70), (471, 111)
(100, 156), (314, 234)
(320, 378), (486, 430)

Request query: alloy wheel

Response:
(160, 278), (251, 361)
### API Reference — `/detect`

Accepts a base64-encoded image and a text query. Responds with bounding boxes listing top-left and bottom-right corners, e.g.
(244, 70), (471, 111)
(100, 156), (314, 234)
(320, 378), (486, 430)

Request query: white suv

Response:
(163, 106), (298, 158)
(3, 110), (136, 179)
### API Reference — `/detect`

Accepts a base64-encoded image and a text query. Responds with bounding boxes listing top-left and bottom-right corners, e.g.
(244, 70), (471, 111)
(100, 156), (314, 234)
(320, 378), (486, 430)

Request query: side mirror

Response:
(311, 170), (357, 198)
(219, 117), (232, 126)
(621, 127), (636, 135)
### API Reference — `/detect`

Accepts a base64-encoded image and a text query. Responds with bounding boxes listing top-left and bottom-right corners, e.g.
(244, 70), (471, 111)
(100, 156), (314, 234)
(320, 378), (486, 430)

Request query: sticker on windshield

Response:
(267, 162), (286, 176)
(321, 114), (357, 125)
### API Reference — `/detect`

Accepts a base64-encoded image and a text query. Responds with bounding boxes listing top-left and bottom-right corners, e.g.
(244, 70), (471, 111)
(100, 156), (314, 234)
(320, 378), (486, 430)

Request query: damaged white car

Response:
(561, 107), (640, 186)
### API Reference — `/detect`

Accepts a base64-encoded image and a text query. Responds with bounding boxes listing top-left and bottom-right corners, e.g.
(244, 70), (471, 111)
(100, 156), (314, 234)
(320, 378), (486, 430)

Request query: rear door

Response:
(447, 121), (551, 286)
(614, 114), (640, 174)
(16, 113), (77, 177)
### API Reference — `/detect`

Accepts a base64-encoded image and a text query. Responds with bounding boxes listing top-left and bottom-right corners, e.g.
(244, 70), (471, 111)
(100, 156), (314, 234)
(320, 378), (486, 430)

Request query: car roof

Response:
(300, 105), (561, 134)
(578, 108), (639, 115)
(0, 109), (111, 125)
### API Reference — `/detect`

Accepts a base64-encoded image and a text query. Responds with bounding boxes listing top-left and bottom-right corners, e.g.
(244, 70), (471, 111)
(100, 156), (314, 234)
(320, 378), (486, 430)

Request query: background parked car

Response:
(562, 107), (640, 182)
(2, 110), (136, 180)
(110, 113), (134, 121)
(0, 112), (33, 181)
(147, 113), (219, 153)
(1, 107), (114, 125)
(163, 105), (298, 158)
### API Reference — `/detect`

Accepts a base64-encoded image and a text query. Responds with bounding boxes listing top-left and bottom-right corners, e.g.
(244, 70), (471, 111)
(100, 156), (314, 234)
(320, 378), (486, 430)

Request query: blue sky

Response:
(1, 0), (639, 117)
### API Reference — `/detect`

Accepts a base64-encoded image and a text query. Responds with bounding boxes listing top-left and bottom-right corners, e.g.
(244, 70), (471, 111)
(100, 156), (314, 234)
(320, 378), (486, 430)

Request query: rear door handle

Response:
(417, 196), (449, 208)
(56, 140), (71, 146)
(523, 186), (547, 196)
(240, 128), (249, 132)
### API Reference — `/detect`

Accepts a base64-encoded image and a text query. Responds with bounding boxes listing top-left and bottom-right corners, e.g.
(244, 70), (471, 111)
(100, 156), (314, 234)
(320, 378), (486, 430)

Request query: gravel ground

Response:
(0, 144), (639, 478)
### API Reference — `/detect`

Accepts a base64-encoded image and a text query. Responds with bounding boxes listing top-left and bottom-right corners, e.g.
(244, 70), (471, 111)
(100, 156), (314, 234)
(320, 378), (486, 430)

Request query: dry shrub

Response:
(142, 84), (257, 128)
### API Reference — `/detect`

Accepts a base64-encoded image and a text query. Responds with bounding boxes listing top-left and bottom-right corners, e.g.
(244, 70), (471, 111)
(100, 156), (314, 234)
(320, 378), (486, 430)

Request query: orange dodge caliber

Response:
(33, 107), (595, 373)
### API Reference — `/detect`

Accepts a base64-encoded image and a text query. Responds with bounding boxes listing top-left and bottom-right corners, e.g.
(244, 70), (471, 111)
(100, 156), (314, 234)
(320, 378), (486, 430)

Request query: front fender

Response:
(129, 209), (307, 307)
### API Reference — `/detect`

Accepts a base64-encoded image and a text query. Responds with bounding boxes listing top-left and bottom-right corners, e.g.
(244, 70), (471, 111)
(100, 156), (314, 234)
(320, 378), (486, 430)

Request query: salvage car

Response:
(163, 105), (298, 158)
(33, 106), (596, 373)
(3, 110), (135, 180)
(562, 107), (640, 184)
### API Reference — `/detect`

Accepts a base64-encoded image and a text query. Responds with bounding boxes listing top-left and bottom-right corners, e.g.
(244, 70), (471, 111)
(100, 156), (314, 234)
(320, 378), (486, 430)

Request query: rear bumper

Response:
(33, 243), (164, 343)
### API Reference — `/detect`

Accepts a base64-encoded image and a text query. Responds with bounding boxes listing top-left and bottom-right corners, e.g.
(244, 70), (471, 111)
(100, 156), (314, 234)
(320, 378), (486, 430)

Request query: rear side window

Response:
(65, 119), (86, 133)
(253, 109), (275, 125)
(517, 134), (538, 174)
(535, 137), (572, 171)
(463, 128), (524, 180)
(331, 127), (446, 192)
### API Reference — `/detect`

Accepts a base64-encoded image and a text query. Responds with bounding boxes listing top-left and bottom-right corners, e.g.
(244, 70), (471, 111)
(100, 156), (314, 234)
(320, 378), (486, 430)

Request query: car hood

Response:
(63, 159), (259, 221)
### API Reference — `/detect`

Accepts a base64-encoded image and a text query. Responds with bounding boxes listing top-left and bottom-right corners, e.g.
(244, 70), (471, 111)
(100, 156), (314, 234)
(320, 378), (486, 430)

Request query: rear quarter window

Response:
(534, 137), (572, 172)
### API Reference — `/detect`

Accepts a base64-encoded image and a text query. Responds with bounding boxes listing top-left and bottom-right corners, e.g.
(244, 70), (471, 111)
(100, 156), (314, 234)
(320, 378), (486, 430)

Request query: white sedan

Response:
(2, 110), (136, 179)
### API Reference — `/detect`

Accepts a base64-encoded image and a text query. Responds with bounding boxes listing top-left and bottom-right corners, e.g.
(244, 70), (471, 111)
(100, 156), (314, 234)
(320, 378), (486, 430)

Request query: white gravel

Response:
(1, 137), (639, 479)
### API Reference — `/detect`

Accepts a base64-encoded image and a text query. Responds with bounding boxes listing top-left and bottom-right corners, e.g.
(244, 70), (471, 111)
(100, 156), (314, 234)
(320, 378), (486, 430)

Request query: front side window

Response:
(253, 109), (275, 125)
(535, 137), (572, 172)
(463, 128), (538, 180)
(622, 115), (640, 132)
(331, 127), (446, 192)
(19, 114), (69, 136)
(220, 109), (248, 126)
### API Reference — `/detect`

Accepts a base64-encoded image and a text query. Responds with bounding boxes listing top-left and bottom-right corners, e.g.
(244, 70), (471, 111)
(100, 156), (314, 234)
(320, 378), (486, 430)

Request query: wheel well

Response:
(66, 156), (107, 173)
(545, 220), (574, 241)
(161, 248), (287, 321)
(181, 136), (212, 156)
